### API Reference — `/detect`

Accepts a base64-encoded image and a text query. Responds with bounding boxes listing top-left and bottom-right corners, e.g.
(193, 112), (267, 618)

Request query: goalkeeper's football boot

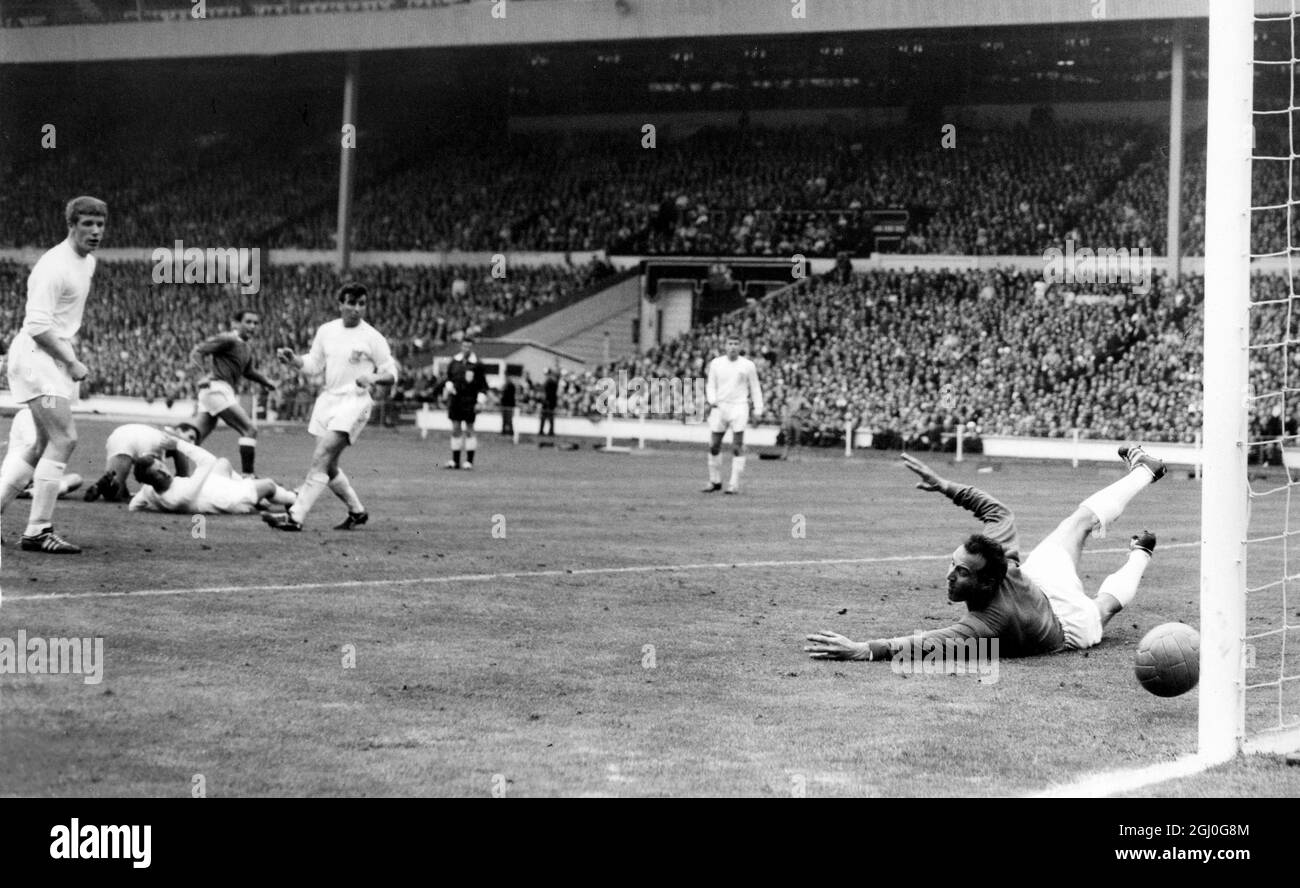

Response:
(262, 511), (303, 532)
(1130, 530), (1157, 556)
(1118, 444), (1166, 482)
(20, 526), (81, 554)
(334, 511), (368, 531)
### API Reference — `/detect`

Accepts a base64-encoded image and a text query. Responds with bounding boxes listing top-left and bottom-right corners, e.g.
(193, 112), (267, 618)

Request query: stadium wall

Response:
(508, 101), (1209, 134)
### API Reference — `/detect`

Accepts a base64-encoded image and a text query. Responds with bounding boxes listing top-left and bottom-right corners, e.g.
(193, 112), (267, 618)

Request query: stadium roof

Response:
(0, 0), (1279, 64)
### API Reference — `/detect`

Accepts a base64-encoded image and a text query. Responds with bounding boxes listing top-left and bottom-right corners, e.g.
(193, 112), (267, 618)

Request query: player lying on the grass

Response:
(263, 282), (398, 531)
(82, 422), (202, 502)
(128, 448), (296, 514)
(804, 448), (1164, 662)
(0, 407), (83, 512)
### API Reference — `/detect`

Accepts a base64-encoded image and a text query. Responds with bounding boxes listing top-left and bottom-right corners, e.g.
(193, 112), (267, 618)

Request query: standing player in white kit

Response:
(6, 196), (107, 554)
(703, 336), (764, 495)
(263, 282), (399, 531)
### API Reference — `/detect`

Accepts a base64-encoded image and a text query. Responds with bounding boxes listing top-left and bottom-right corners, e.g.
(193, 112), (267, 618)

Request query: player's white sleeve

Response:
(372, 330), (399, 380)
(748, 364), (764, 417)
(174, 440), (218, 471)
(298, 326), (328, 377)
(24, 260), (61, 338)
(706, 359), (719, 405)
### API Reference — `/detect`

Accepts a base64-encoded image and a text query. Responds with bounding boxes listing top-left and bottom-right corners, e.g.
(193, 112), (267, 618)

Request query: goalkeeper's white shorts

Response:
(708, 403), (749, 434)
(1022, 541), (1105, 650)
(309, 391), (372, 444)
(198, 380), (239, 416)
(6, 331), (77, 403)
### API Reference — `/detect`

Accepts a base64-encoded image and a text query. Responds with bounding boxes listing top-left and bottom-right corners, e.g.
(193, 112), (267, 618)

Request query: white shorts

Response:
(708, 403), (749, 434)
(309, 391), (372, 444)
(105, 424), (169, 461)
(198, 380), (239, 416)
(199, 475), (260, 514)
(6, 332), (76, 403)
(1021, 540), (1105, 650)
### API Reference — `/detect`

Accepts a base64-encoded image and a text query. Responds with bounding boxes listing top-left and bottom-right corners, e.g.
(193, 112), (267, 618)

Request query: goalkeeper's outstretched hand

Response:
(804, 630), (868, 660)
(901, 452), (944, 492)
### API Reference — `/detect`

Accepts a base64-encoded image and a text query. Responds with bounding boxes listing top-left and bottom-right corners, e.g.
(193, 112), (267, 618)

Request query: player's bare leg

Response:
(726, 431), (746, 494)
(447, 419), (465, 469)
(190, 412), (219, 445)
(704, 431), (725, 492)
(217, 402), (258, 476)
(21, 396), (81, 553)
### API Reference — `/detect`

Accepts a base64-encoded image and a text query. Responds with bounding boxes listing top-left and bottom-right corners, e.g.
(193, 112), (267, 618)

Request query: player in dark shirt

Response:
(188, 310), (278, 476)
(442, 334), (488, 469)
(805, 447), (1165, 663)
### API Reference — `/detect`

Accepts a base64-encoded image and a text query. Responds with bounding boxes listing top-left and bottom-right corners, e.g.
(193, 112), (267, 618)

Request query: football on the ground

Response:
(1134, 622), (1200, 697)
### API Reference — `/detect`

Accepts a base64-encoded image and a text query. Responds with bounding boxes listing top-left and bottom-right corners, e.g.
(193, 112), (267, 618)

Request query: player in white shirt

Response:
(6, 196), (106, 554)
(264, 282), (399, 531)
(128, 450), (296, 515)
(82, 421), (203, 502)
(703, 336), (764, 494)
(0, 407), (83, 514)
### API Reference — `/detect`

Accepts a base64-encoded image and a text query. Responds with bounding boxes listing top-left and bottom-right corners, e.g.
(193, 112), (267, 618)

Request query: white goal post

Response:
(1202, 0), (1300, 761)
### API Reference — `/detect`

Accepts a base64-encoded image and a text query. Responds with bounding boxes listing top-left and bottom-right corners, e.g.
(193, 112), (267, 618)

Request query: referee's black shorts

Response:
(448, 402), (478, 424)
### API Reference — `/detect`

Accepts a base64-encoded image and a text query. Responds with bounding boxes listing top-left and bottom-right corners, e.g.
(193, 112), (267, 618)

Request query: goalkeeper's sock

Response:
(729, 455), (746, 489)
(269, 484), (296, 506)
(25, 458), (65, 536)
(0, 452), (35, 514)
(449, 436), (462, 467)
(238, 437), (257, 475)
(1080, 470), (1149, 537)
(708, 454), (722, 485)
(465, 435), (477, 466)
(328, 470), (364, 512)
(289, 471), (329, 524)
(1098, 550), (1150, 610)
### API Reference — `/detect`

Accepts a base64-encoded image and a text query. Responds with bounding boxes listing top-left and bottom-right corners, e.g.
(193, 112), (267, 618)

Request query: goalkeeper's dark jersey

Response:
(197, 333), (256, 387)
(866, 484), (1066, 659)
(444, 351), (488, 407)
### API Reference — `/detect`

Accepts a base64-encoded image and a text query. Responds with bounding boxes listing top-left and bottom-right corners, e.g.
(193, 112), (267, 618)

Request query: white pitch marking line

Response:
(3, 541), (1199, 603)
(1026, 753), (1214, 798)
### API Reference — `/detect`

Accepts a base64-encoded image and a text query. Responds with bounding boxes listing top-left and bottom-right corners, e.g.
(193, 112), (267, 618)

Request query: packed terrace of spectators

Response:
(4, 250), (1294, 449)
(0, 257), (612, 402)
(7, 123), (1289, 258)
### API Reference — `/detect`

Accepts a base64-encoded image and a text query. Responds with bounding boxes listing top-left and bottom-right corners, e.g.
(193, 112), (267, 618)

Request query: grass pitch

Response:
(2, 419), (1297, 797)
